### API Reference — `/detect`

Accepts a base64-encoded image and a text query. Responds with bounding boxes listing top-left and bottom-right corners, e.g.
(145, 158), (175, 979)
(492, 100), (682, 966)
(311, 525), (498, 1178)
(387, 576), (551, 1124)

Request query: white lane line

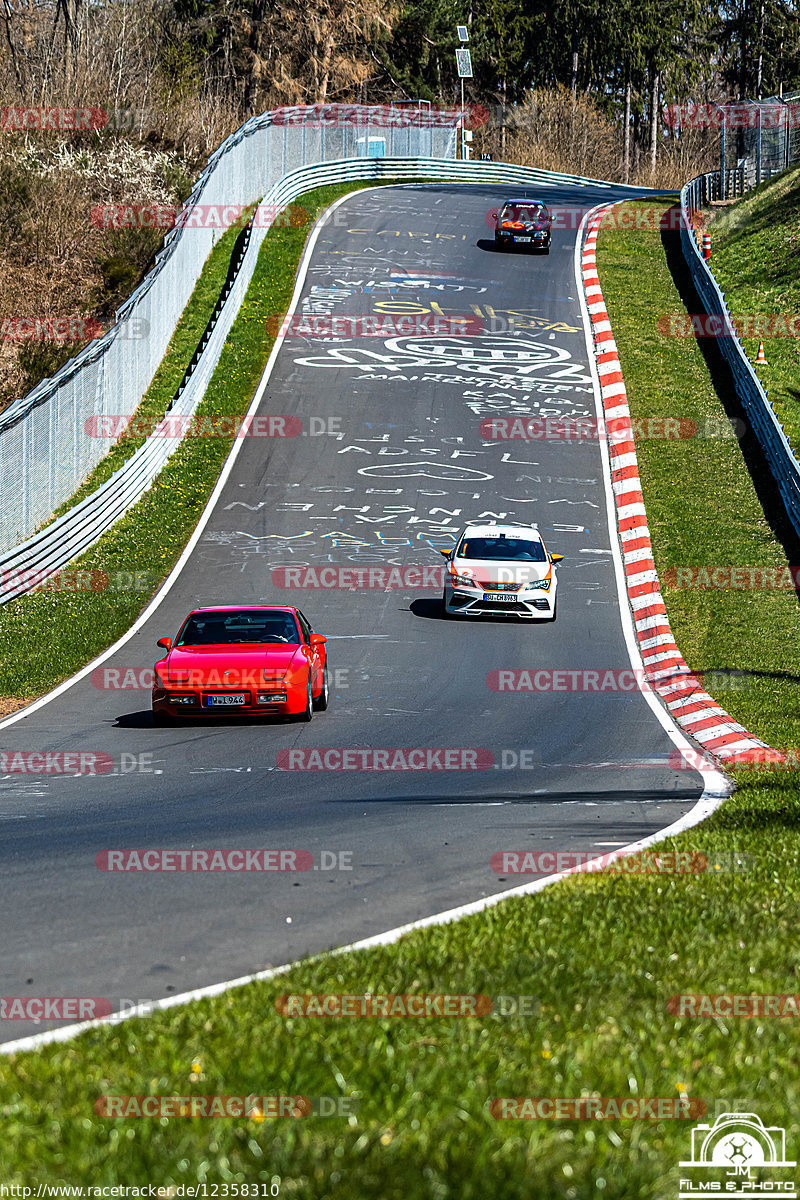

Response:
(0, 783), (728, 1057)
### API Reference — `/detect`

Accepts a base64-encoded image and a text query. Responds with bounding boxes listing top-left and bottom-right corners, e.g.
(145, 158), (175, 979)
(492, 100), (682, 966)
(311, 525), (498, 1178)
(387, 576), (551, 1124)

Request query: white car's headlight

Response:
(522, 577), (551, 592)
(450, 572), (476, 587)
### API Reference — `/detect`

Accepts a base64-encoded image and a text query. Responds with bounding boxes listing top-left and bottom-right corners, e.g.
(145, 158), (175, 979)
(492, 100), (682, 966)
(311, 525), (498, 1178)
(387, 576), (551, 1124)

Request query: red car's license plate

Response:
(205, 693), (246, 706)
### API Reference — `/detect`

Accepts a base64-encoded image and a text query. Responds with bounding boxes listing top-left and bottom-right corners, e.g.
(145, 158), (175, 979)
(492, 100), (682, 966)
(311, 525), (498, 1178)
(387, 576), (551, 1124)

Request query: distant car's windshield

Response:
(502, 204), (546, 222)
(458, 537), (547, 562)
(175, 611), (300, 646)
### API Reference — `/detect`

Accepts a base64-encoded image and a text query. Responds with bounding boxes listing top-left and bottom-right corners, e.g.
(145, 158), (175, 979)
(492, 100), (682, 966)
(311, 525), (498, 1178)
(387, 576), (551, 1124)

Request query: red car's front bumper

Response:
(151, 683), (306, 718)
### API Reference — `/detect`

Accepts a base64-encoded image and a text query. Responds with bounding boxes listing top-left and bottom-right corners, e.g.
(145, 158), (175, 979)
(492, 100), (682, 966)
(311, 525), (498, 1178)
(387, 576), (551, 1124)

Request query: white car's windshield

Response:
(458, 537), (547, 562)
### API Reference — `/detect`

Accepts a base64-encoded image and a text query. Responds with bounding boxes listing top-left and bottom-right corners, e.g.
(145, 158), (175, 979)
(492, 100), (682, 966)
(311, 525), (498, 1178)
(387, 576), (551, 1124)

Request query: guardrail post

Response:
(49, 383), (57, 512)
(21, 417), (28, 538)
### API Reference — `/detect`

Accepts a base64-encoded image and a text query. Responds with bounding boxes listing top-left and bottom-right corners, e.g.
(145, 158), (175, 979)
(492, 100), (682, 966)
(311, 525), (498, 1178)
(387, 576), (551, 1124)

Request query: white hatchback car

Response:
(441, 523), (563, 620)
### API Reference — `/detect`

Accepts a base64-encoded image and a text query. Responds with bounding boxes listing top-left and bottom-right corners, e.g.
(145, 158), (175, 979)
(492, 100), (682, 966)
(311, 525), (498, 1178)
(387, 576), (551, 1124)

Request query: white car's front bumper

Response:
(443, 582), (557, 619)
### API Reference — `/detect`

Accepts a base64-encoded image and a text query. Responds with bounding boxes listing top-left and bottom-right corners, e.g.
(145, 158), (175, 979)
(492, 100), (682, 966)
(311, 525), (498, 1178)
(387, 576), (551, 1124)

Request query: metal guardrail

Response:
(0, 107), (457, 553)
(691, 168), (745, 203)
(0, 155), (648, 604)
(681, 172), (800, 540)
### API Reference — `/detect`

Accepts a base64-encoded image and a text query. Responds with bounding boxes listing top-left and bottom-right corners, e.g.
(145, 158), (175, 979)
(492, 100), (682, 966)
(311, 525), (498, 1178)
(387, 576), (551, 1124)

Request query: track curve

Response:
(0, 182), (707, 1043)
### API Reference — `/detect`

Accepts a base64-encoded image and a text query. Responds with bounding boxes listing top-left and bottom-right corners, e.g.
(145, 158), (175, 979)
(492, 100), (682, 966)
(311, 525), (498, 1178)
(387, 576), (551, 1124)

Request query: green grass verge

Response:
(598, 198), (800, 757)
(0, 182), (379, 704)
(3, 202), (800, 1194)
(706, 165), (800, 457)
(43, 204), (258, 523)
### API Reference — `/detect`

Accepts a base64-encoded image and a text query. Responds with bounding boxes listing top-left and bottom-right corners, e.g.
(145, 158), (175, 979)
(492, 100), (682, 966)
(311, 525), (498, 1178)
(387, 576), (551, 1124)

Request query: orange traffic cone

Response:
(755, 340), (767, 365)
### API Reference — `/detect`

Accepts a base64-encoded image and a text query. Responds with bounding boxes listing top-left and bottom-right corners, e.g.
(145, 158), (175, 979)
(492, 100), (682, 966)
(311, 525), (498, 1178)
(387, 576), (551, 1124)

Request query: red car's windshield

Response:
(175, 611), (301, 646)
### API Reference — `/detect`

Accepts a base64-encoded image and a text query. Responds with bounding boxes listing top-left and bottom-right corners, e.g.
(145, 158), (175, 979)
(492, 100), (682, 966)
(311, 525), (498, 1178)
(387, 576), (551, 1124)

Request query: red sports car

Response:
(152, 605), (328, 724)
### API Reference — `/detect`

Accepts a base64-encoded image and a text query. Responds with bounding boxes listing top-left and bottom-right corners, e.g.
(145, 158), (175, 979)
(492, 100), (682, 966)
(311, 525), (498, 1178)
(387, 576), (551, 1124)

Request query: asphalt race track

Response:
(0, 182), (707, 1042)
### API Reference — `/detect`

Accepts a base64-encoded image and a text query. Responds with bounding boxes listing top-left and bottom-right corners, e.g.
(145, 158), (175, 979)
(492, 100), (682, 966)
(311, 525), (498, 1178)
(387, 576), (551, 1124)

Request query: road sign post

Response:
(455, 43), (473, 160)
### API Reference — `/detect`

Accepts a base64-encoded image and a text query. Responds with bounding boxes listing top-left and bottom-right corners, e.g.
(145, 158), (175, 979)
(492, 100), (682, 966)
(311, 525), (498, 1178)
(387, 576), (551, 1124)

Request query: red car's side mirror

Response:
(309, 633), (326, 646)
(157, 637), (172, 650)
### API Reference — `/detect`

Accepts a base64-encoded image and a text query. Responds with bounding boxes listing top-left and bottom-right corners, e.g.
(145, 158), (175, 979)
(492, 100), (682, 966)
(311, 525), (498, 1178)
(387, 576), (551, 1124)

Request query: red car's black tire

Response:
(152, 708), (174, 726)
(313, 663), (329, 711)
(296, 677), (314, 722)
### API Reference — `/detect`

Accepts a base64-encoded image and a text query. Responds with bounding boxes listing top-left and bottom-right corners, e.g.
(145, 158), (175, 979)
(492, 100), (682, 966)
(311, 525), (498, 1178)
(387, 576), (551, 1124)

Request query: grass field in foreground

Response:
(0, 181), (378, 707)
(705, 165), (800, 458)
(2, 200), (800, 1196)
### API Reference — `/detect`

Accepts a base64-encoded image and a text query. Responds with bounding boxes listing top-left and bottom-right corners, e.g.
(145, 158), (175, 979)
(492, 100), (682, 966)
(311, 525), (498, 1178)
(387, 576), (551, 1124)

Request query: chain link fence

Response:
(718, 94), (800, 193)
(0, 104), (457, 553)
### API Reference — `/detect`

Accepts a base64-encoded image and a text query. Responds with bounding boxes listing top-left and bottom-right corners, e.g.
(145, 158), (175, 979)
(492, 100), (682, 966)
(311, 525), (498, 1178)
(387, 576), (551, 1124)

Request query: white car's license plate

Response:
(516, 236), (531, 243)
(205, 693), (246, 706)
(484, 592), (519, 603)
